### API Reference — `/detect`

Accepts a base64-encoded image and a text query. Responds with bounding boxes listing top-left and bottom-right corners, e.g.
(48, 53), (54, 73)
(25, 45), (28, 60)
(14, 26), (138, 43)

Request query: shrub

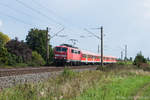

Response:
(5, 38), (32, 63)
(133, 52), (147, 67)
(0, 46), (8, 65)
(6, 53), (18, 65)
(28, 51), (45, 66)
(0, 46), (21, 66)
(117, 61), (126, 65)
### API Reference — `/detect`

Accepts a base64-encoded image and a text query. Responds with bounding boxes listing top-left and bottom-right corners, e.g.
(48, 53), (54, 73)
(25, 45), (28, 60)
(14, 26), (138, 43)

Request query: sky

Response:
(0, 0), (150, 59)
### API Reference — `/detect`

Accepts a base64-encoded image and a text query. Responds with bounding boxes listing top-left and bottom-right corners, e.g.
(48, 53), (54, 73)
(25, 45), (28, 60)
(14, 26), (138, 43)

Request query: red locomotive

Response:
(54, 44), (117, 66)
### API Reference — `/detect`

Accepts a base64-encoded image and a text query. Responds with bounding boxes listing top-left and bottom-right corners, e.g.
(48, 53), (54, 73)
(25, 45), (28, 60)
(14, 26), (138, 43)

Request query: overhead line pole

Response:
(121, 51), (123, 60)
(84, 26), (104, 67)
(125, 45), (127, 61)
(46, 27), (50, 65)
(98, 45), (100, 53)
(46, 27), (64, 65)
(101, 26), (103, 67)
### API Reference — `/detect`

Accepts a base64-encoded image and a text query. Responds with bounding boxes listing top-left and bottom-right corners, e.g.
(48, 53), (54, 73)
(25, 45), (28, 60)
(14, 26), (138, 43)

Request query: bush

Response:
(117, 61), (126, 65)
(5, 38), (32, 63)
(0, 46), (8, 65)
(0, 46), (25, 66)
(133, 52), (147, 67)
(28, 51), (45, 66)
(6, 53), (18, 65)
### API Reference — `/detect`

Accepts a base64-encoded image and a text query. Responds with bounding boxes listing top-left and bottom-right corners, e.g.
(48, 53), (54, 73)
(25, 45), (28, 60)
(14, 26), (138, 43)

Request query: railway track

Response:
(0, 66), (98, 77)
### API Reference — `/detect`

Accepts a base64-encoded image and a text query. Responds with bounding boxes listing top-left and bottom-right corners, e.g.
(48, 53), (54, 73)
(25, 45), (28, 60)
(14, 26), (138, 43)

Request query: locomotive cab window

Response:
(74, 50), (78, 54)
(56, 47), (67, 52)
(71, 49), (80, 54)
(71, 49), (74, 53)
(62, 48), (67, 52)
(78, 51), (80, 54)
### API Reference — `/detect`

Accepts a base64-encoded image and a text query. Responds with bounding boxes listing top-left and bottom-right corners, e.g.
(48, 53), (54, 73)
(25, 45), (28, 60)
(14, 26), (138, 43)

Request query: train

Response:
(54, 44), (117, 66)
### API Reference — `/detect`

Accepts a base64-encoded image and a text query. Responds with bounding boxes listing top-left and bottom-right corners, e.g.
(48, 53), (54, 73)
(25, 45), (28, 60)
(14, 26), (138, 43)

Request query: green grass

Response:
(0, 63), (28, 68)
(117, 61), (133, 65)
(73, 75), (150, 100)
(135, 83), (150, 100)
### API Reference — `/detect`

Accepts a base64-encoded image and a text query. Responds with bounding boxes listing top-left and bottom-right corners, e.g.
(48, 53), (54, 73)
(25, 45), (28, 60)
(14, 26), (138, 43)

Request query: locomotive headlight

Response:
(63, 55), (67, 57)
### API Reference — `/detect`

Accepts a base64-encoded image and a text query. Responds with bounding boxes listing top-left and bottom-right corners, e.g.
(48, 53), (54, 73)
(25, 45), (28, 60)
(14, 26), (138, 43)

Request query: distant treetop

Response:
(0, 32), (10, 46)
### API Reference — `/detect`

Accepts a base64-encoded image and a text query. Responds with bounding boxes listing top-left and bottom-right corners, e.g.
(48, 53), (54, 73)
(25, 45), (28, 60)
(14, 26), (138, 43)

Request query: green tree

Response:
(5, 38), (32, 63)
(133, 52), (147, 67)
(0, 46), (8, 65)
(0, 32), (10, 46)
(26, 28), (53, 64)
(0, 32), (10, 65)
(28, 51), (45, 66)
(129, 57), (132, 61)
(26, 28), (47, 60)
(147, 57), (150, 61)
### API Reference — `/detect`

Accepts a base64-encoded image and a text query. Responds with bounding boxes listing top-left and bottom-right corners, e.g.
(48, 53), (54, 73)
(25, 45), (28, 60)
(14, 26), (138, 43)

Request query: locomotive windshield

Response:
(55, 47), (67, 52)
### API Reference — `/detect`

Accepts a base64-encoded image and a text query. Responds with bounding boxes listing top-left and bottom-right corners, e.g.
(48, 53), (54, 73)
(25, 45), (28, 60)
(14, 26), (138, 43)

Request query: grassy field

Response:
(73, 73), (150, 100)
(1, 65), (150, 100)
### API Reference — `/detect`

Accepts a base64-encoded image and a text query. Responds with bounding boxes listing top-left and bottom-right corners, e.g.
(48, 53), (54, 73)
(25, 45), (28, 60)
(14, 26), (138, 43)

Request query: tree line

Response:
(0, 28), (54, 67)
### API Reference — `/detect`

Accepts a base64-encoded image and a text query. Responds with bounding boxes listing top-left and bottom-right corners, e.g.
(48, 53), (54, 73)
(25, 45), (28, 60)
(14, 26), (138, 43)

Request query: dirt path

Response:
(134, 82), (150, 100)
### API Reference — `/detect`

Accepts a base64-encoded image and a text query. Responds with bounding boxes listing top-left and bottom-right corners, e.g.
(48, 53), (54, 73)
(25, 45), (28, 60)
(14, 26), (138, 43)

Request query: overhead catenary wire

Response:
(0, 3), (34, 18)
(0, 3), (53, 26)
(14, 0), (67, 37)
(1, 0), (94, 49)
(0, 1), (83, 49)
(15, 0), (81, 39)
(0, 11), (34, 26)
(18, 0), (90, 41)
(84, 28), (100, 39)
(31, 0), (67, 22)
(0, 10), (65, 41)
(51, 28), (65, 39)
(15, 0), (63, 28)
(31, 0), (89, 37)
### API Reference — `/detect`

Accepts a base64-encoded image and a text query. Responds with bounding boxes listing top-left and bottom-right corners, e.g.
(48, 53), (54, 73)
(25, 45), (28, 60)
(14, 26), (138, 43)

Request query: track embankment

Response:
(0, 66), (97, 77)
(0, 66), (97, 89)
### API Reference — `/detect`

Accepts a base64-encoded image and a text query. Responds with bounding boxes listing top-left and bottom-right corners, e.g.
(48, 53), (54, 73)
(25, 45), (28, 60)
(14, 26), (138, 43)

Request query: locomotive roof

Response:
(55, 45), (79, 50)
(60, 44), (78, 49)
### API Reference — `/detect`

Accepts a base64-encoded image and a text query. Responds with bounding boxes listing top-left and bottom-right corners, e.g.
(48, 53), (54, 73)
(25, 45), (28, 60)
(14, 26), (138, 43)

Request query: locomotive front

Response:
(54, 46), (68, 65)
